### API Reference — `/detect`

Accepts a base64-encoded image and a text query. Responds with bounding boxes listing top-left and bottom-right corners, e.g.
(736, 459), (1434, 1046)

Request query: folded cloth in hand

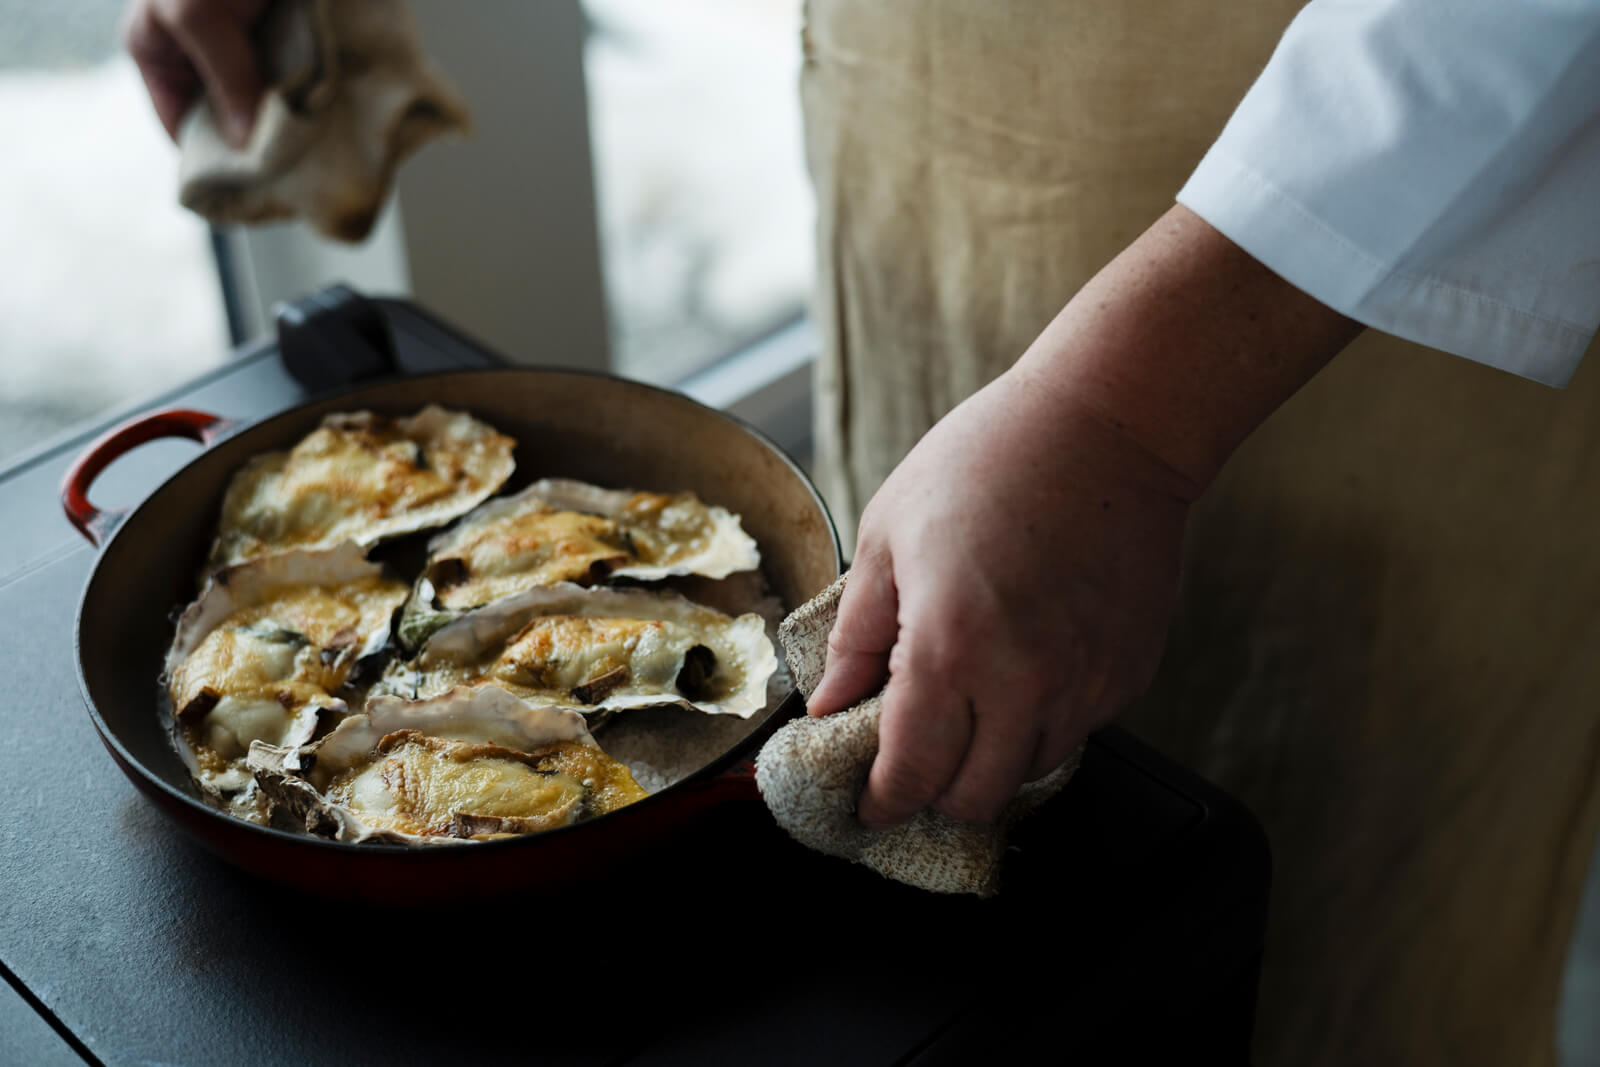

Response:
(177, 0), (469, 242)
(756, 574), (1081, 897)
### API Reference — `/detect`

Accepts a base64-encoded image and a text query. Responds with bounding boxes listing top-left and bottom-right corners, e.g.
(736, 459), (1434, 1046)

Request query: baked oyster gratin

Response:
(207, 405), (516, 568)
(163, 543), (409, 820)
(161, 405), (776, 846)
(249, 686), (648, 843)
(385, 583), (777, 720)
(398, 478), (760, 648)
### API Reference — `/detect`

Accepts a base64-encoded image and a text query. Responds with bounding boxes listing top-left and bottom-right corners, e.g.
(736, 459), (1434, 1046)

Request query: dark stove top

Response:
(0, 290), (1269, 1066)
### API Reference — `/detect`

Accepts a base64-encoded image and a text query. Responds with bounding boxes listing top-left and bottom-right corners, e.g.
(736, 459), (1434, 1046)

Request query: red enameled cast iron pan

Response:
(63, 369), (842, 905)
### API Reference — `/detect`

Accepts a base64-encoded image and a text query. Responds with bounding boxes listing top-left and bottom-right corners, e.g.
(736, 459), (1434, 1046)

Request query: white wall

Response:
(399, 0), (610, 372)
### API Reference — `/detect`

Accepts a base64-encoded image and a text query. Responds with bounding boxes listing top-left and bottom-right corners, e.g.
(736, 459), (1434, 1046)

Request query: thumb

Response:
(807, 544), (900, 717)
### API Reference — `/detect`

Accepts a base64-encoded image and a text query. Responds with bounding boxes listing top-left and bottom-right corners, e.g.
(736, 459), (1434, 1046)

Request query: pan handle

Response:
(60, 408), (236, 547)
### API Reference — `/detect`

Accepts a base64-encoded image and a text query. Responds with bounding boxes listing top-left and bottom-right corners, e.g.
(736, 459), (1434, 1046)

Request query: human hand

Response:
(806, 206), (1362, 829)
(123, 0), (271, 147)
(806, 365), (1195, 828)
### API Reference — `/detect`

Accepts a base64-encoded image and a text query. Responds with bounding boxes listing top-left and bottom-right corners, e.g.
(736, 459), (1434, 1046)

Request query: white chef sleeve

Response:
(1178, 1), (1600, 386)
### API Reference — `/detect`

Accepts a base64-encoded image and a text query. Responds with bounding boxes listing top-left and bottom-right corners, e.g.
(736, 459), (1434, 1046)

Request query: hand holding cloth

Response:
(757, 574), (1081, 897)
(177, 0), (469, 242)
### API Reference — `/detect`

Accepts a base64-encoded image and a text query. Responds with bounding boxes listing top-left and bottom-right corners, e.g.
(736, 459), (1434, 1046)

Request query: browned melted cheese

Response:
(619, 490), (713, 552)
(212, 410), (515, 565)
(170, 578), (404, 714)
(169, 577), (407, 767)
(325, 730), (648, 839)
(432, 506), (636, 609)
(493, 616), (662, 693)
(427, 490), (723, 610)
(416, 614), (700, 706)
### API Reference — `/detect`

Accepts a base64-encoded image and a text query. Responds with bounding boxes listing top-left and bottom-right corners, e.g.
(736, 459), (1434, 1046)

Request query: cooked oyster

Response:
(382, 583), (777, 719)
(208, 405), (516, 568)
(164, 542), (408, 815)
(398, 478), (760, 647)
(249, 686), (649, 843)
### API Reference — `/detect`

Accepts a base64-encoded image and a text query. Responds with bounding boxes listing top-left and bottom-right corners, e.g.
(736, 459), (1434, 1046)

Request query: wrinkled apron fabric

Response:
(802, 2), (1600, 1064)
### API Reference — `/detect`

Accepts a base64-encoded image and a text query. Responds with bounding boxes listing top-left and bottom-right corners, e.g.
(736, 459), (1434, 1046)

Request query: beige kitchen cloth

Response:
(756, 574), (1080, 897)
(177, 0), (469, 242)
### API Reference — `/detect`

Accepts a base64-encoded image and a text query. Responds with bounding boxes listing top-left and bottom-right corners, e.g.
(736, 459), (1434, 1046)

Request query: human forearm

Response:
(1016, 203), (1363, 498)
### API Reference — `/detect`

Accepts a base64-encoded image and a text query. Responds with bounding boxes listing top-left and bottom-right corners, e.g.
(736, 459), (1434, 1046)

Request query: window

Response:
(0, 5), (228, 463)
(583, 0), (814, 385)
(1, 2), (815, 467)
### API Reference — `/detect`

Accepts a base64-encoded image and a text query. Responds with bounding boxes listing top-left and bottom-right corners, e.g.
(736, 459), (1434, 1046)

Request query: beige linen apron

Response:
(802, 2), (1600, 1063)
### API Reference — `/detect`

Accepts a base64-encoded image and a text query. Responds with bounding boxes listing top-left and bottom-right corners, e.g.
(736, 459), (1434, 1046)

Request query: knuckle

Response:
(855, 497), (889, 536)
(935, 791), (1002, 825)
(873, 757), (944, 811)
(888, 625), (960, 684)
(824, 624), (859, 659)
(884, 640), (917, 679)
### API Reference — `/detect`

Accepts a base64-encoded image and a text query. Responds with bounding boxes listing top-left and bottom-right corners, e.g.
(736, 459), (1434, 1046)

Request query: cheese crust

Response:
(210, 406), (515, 567)
(418, 479), (759, 614)
(323, 730), (648, 840)
(167, 571), (408, 802)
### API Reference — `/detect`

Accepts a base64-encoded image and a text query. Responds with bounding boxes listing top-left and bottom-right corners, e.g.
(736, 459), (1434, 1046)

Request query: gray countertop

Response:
(0, 295), (1269, 1066)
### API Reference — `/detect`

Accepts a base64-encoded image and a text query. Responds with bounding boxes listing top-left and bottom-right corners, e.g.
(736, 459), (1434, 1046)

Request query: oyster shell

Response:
(164, 542), (408, 815)
(398, 478), (760, 648)
(381, 583), (777, 719)
(208, 405), (516, 568)
(249, 686), (648, 843)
